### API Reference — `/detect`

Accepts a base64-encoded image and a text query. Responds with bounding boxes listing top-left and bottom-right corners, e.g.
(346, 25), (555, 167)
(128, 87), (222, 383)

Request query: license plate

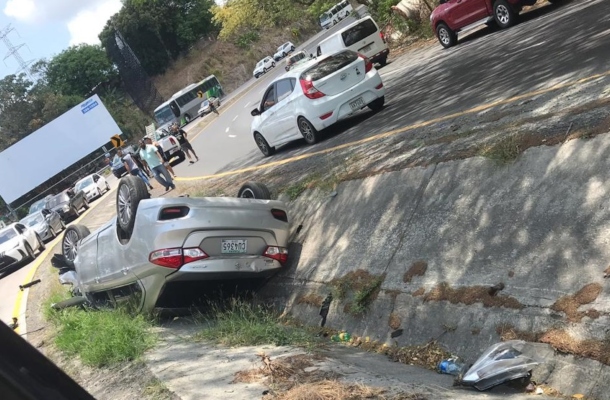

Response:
(359, 44), (372, 53)
(349, 97), (365, 111)
(221, 239), (247, 254)
(170, 148), (178, 154)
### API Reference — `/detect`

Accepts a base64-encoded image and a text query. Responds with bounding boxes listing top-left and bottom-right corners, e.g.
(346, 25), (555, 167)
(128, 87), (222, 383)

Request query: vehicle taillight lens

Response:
(169, 137), (176, 145)
(159, 206), (190, 220)
(263, 246), (288, 264)
(271, 208), (288, 222)
(150, 247), (208, 269)
(380, 32), (386, 43)
(300, 79), (325, 99)
(183, 247), (209, 264)
(358, 53), (373, 73)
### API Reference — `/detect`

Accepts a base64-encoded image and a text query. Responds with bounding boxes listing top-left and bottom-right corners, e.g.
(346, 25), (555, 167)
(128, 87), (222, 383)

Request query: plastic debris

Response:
(437, 358), (465, 376)
(331, 332), (351, 342)
(536, 387), (544, 395)
(19, 279), (41, 291)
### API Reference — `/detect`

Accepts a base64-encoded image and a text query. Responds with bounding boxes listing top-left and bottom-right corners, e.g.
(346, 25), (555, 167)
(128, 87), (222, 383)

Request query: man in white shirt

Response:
(138, 137), (176, 191)
(119, 149), (153, 190)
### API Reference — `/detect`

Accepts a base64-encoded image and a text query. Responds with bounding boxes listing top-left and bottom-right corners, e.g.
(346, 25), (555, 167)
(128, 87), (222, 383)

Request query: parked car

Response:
(430, 0), (557, 48)
(55, 176), (289, 313)
(19, 209), (65, 242)
(197, 96), (221, 116)
(28, 195), (54, 215)
(150, 129), (186, 164)
(74, 174), (110, 202)
(0, 223), (46, 272)
(250, 50), (386, 157)
(253, 57), (276, 79)
(319, 0), (353, 30)
(316, 16), (389, 66)
(49, 190), (89, 222)
(273, 42), (296, 61)
(285, 51), (312, 71)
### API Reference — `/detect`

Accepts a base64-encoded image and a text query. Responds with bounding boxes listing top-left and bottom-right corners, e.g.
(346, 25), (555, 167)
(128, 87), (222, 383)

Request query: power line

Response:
(0, 24), (34, 78)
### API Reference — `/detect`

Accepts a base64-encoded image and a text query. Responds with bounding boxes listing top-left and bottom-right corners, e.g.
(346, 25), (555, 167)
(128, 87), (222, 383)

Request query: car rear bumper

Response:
(370, 48), (390, 64)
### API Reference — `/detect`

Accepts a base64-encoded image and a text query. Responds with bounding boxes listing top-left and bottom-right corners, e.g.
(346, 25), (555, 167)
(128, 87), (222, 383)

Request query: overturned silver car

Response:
(54, 176), (290, 312)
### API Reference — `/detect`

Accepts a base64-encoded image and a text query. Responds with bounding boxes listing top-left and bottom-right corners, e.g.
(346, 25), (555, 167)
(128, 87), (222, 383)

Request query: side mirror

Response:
(251, 108), (261, 117)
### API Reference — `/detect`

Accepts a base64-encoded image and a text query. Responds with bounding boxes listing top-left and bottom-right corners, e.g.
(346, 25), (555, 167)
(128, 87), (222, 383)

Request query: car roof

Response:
(318, 16), (377, 47)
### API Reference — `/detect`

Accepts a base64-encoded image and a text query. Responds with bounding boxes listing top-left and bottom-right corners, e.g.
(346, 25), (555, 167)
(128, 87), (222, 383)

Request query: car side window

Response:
(316, 46), (322, 57)
(15, 224), (25, 233)
(276, 79), (295, 103)
(261, 85), (277, 112)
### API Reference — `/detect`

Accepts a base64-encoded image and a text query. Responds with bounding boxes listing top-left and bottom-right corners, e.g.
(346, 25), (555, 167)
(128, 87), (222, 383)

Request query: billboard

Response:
(0, 95), (121, 204)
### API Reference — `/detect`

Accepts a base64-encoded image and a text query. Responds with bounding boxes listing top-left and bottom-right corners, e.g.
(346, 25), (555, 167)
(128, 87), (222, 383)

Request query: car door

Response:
(95, 224), (137, 290)
(447, 0), (488, 28)
(49, 210), (62, 231)
(256, 84), (280, 144)
(16, 224), (36, 248)
(93, 174), (102, 191)
(271, 78), (299, 144)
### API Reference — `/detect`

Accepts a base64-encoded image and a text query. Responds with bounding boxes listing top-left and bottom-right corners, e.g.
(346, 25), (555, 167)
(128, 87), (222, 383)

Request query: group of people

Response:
(118, 124), (199, 193)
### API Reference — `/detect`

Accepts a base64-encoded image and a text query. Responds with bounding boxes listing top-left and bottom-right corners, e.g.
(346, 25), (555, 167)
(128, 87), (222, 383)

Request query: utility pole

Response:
(0, 24), (33, 79)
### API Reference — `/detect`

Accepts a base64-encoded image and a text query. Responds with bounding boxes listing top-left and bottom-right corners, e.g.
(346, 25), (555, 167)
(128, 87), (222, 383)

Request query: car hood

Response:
(253, 66), (264, 74)
(51, 202), (70, 211)
(0, 237), (20, 253)
(31, 222), (47, 232)
(274, 51), (283, 58)
(81, 184), (96, 193)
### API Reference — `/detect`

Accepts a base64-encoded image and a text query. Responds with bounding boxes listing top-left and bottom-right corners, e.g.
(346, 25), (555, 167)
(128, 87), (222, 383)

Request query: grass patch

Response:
(329, 270), (386, 316)
(349, 276), (385, 315)
(297, 293), (324, 308)
(194, 300), (321, 348)
(143, 377), (174, 399)
(479, 135), (522, 164)
(423, 282), (524, 310)
(46, 300), (156, 367)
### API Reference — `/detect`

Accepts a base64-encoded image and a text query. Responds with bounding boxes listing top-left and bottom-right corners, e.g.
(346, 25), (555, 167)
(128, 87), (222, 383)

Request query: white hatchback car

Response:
(74, 173), (110, 202)
(273, 41), (296, 61)
(250, 50), (386, 156)
(0, 223), (45, 272)
(253, 56), (276, 79)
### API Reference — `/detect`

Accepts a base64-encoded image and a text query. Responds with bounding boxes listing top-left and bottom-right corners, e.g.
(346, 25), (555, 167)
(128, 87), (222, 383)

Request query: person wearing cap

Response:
(170, 123), (199, 164)
(119, 149), (153, 190)
(138, 137), (176, 191)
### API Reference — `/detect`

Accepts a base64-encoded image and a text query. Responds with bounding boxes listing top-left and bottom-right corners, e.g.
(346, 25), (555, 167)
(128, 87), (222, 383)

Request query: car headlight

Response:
(63, 205), (70, 211)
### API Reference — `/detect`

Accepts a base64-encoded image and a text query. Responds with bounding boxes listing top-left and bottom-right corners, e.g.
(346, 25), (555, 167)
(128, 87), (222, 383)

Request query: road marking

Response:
(233, 115), (239, 122)
(225, 127), (230, 133)
(176, 69), (610, 182)
(229, 135), (237, 138)
(244, 102), (250, 108)
(11, 187), (118, 337)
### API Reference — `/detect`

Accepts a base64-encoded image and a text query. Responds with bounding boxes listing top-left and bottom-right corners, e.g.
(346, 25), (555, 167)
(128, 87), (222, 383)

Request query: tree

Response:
(45, 44), (118, 98)
(0, 74), (41, 150)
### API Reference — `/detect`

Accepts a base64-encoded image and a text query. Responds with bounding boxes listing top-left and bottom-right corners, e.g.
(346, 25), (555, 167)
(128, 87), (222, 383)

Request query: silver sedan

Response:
(20, 209), (65, 242)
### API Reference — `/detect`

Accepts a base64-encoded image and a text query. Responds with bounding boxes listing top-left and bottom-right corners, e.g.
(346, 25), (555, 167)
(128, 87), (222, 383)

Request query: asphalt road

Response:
(173, 0), (608, 179)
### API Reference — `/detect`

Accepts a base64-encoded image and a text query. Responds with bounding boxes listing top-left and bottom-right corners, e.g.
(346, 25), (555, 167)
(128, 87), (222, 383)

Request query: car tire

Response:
(116, 175), (150, 237)
(254, 132), (275, 157)
(291, 46), (295, 52)
(72, 206), (80, 217)
(50, 226), (57, 239)
(368, 96), (385, 112)
(263, 67), (268, 73)
(493, 0), (517, 29)
(60, 220), (66, 230)
(379, 56), (388, 67)
(237, 182), (272, 200)
(298, 117), (319, 145)
(436, 23), (457, 48)
(184, 114), (192, 123)
(272, 62), (275, 68)
(106, 182), (110, 192)
(36, 234), (46, 252)
(83, 200), (90, 210)
(62, 225), (91, 263)
(24, 242), (35, 262)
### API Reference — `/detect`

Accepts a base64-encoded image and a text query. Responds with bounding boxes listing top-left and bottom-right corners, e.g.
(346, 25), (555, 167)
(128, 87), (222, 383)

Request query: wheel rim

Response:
(439, 28), (450, 45)
(299, 120), (314, 142)
(240, 188), (255, 198)
(185, 115), (191, 122)
(117, 184), (132, 227)
(496, 5), (509, 24)
(255, 135), (269, 154)
(63, 230), (79, 262)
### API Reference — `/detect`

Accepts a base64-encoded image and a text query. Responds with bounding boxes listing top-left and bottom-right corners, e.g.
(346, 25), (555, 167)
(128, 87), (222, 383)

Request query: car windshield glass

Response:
(154, 105), (175, 125)
(29, 199), (47, 213)
(75, 177), (93, 192)
(320, 12), (330, 23)
(0, 227), (17, 245)
(49, 193), (69, 208)
(21, 213), (44, 227)
(301, 50), (357, 81)
(342, 19), (377, 47)
(201, 100), (209, 107)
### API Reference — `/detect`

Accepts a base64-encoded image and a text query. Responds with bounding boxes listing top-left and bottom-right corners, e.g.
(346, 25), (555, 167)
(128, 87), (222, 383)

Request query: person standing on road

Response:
(171, 124), (199, 164)
(119, 149), (153, 190)
(153, 140), (178, 177)
(139, 138), (176, 191)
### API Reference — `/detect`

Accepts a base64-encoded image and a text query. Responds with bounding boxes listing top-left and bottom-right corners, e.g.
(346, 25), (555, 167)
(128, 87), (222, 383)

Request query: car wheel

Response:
(60, 220), (66, 230)
(83, 199), (90, 210)
(254, 132), (276, 157)
(436, 23), (457, 48)
(379, 56), (388, 67)
(298, 117), (319, 145)
(255, 74), (259, 79)
(272, 62), (275, 68)
(24, 242), (35, 262)
(493, 0), (517, 29)
(106, 182), (110, 192)
(184, 114), (192, 123)
(263, 67), (268, 73)
(368, 96), (385, 112)
(36, 234), (46, 252)
(72, 206), (80, 217)
(237, 182), (272, 200)
(62, 225), (91, 263)
(50, 226), (57, 239)
(291, 46), (295, 52)
(116, 175), (150, 237)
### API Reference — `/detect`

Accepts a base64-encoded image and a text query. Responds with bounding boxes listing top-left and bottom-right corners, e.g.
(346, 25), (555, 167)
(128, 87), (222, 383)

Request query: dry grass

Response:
(412, 288), (425, 297)
(297, 293), (324, 308)
(471, 328), (481, 336)
(550, 283), (603, 322)
(508, 270), (515, 278)
(423, 282), (524, 309)
(388, 313), (402, 330)
(403, 261), (428, 283)
(385, 341), (451, 371)
(329, 270), (386, 316)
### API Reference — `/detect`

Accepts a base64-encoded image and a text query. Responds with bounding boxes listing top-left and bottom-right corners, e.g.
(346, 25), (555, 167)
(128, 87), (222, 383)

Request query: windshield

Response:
(0, 227), (17, 245)
(21, 213), (44, 227)
(154, 105), (175, 125)
(320, 12), (330, 23)
(201, 100), (209, 107)
(75, 177), (93, 192)
(29, 199), (48, 213)
(49, 193), (69, 208)
(301, 50), (358, 81)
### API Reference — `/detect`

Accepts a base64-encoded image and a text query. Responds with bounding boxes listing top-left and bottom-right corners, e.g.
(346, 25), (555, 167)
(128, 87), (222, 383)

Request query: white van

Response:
(316, 16), (389, 66)
(319, 0), (353, 30)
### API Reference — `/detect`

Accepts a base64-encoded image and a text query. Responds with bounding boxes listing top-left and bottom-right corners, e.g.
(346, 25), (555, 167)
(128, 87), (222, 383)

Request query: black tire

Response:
(237, 182), (272, 200)
(263, 67), (268, 73)
(116, 175), (150, 237)
(62, 225), (91, 263)
(254, 132), (275, 157)
(437, 22), (457, 48)
(24, 242), (35, 262)
(379, 56), (388, 67)
(72, 206), (80, 217)
(368, 96), (385, 112)
(493, 0), (517, 29)
(106, 182), (110, 192)
(272, 62), (275, 68)
(297, 117), (319, 145)
(255, 74), (259, 79)
(282, 52), (286, 57)
(60, 220), (66, 230)
(50, 226), (57, 239)
(291, 46), (295, 52)
(83, 199), (90, 210)
(36, 234), (46, 252)
(184, 114), (192, 123)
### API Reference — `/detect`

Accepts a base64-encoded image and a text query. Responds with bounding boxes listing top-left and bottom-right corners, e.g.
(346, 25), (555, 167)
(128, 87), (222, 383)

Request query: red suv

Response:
(430, 0), (559, 48)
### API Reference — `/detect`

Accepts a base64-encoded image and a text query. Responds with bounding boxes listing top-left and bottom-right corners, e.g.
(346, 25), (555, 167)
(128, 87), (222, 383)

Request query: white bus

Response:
(153, 75), (224, 129)
(319, 0), (353, 30)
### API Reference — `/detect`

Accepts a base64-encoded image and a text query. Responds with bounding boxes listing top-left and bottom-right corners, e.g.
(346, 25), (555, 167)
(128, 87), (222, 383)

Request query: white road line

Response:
(244, 101), (250, 108)
(229, 135), (236, 138)
(225, 127), (230, 133)
(232, 115), (239, 122)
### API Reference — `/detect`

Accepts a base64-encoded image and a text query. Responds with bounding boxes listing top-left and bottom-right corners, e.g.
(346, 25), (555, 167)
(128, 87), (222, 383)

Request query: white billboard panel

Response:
(0, 95), (121, 204)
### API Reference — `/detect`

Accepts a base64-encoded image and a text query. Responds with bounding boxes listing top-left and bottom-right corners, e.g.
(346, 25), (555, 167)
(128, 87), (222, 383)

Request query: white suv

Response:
(273, 42), (296, 61)
(253, 56), (276, 79)
(250, 50), (386, 157)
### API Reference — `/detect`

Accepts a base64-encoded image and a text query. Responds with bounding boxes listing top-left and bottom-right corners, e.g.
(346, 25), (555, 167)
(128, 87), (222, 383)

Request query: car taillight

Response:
(263, 246), (288, 264)
(169, 137), (176, 145)
(271, 208), (288, 222)
(150, 247), (208, 269)
(159, 206), (190, 220)
(358, 53), (373, 73)
(299, 79), (325, 99)
(380, 32), (386, 43)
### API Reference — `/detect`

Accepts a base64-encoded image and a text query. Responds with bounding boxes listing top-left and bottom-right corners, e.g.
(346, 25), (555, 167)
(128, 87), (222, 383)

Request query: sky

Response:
(0, 0), (123, 79)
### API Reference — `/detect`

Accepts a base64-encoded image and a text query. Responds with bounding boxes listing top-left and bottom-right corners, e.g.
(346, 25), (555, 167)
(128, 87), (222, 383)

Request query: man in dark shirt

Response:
(171, 124), (199, 164)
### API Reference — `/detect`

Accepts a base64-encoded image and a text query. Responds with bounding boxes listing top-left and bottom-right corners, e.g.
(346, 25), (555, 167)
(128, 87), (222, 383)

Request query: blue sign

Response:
(81, 99), (99, 114)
